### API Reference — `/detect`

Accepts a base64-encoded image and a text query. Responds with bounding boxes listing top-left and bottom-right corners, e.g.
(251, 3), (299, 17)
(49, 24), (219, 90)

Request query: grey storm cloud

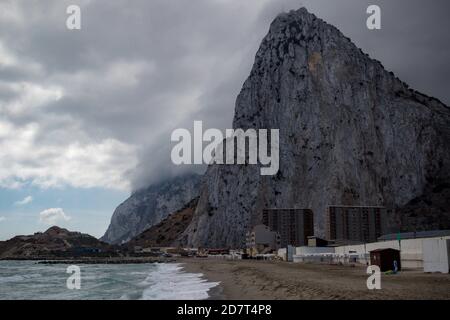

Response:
(0, 0), (449, 192)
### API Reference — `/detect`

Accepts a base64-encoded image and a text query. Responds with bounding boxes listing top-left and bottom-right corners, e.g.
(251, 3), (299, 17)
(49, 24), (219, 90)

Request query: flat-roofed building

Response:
(262, 209), (314, 247)
(327, 206), (387, 244)
(307, 236), (329, 247)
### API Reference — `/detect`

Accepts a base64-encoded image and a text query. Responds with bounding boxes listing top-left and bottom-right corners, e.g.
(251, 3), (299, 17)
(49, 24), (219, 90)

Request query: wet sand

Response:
(180, 258), (450, 300)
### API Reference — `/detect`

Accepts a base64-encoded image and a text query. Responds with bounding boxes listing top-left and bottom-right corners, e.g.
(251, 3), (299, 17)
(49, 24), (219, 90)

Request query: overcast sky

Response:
(0, 0), (449, 239)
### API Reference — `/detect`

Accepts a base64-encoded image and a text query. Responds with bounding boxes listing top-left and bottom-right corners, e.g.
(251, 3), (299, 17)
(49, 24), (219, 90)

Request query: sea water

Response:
(0, 261), (219, 300)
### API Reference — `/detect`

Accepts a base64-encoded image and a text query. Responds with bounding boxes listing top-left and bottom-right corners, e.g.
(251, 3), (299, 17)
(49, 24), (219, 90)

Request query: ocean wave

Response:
(0, 275), (26, 283)
(140, 263), (219, 300)
(0, 273), (43, 283)
(0, 262), (218, 300)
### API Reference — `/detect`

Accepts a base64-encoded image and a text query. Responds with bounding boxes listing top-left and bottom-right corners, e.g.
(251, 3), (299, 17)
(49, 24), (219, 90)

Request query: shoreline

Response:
(1, 257), (175, 264)
(178, 257), (450, 300)
(3, 257), (449, 300)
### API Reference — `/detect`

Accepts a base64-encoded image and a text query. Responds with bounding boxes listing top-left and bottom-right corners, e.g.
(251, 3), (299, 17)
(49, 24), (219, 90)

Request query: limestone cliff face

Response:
(181, 8), (450, 248)
(101, 174), (201, 244)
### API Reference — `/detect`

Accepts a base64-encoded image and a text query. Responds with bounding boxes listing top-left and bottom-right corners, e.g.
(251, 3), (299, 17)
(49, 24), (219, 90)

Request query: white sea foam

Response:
(141, 263), (220, 300)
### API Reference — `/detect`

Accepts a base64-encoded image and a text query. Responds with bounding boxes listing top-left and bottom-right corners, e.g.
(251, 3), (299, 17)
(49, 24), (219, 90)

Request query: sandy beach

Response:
(180, 258), (450, 300)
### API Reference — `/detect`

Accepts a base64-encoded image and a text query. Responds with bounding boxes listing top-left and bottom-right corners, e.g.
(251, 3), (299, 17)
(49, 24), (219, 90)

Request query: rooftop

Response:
(378, 230), (450, 241)
(327, 205), (386, 209)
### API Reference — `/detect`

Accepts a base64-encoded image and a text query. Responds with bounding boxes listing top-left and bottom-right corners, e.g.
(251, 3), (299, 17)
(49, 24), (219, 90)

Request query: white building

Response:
(423, 239), (450, 273)
(286, 231), (450, 273)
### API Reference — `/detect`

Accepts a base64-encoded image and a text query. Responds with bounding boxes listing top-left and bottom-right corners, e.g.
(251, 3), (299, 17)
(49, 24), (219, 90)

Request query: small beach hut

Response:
(370, 248), (401, 272)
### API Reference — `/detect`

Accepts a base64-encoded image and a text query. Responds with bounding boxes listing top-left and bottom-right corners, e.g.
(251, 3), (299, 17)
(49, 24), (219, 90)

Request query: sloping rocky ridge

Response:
(101, 174), (201, 244)
(181, 7), (450, 248)
(126, 197), (198, 248)
(0, 226), (113, 259)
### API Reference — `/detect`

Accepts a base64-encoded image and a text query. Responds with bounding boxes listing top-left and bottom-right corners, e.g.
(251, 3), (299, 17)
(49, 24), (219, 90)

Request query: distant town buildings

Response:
(245, 224), (280, 256)
(262, 209), (314, 247)
(326, 206), (387, 244)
